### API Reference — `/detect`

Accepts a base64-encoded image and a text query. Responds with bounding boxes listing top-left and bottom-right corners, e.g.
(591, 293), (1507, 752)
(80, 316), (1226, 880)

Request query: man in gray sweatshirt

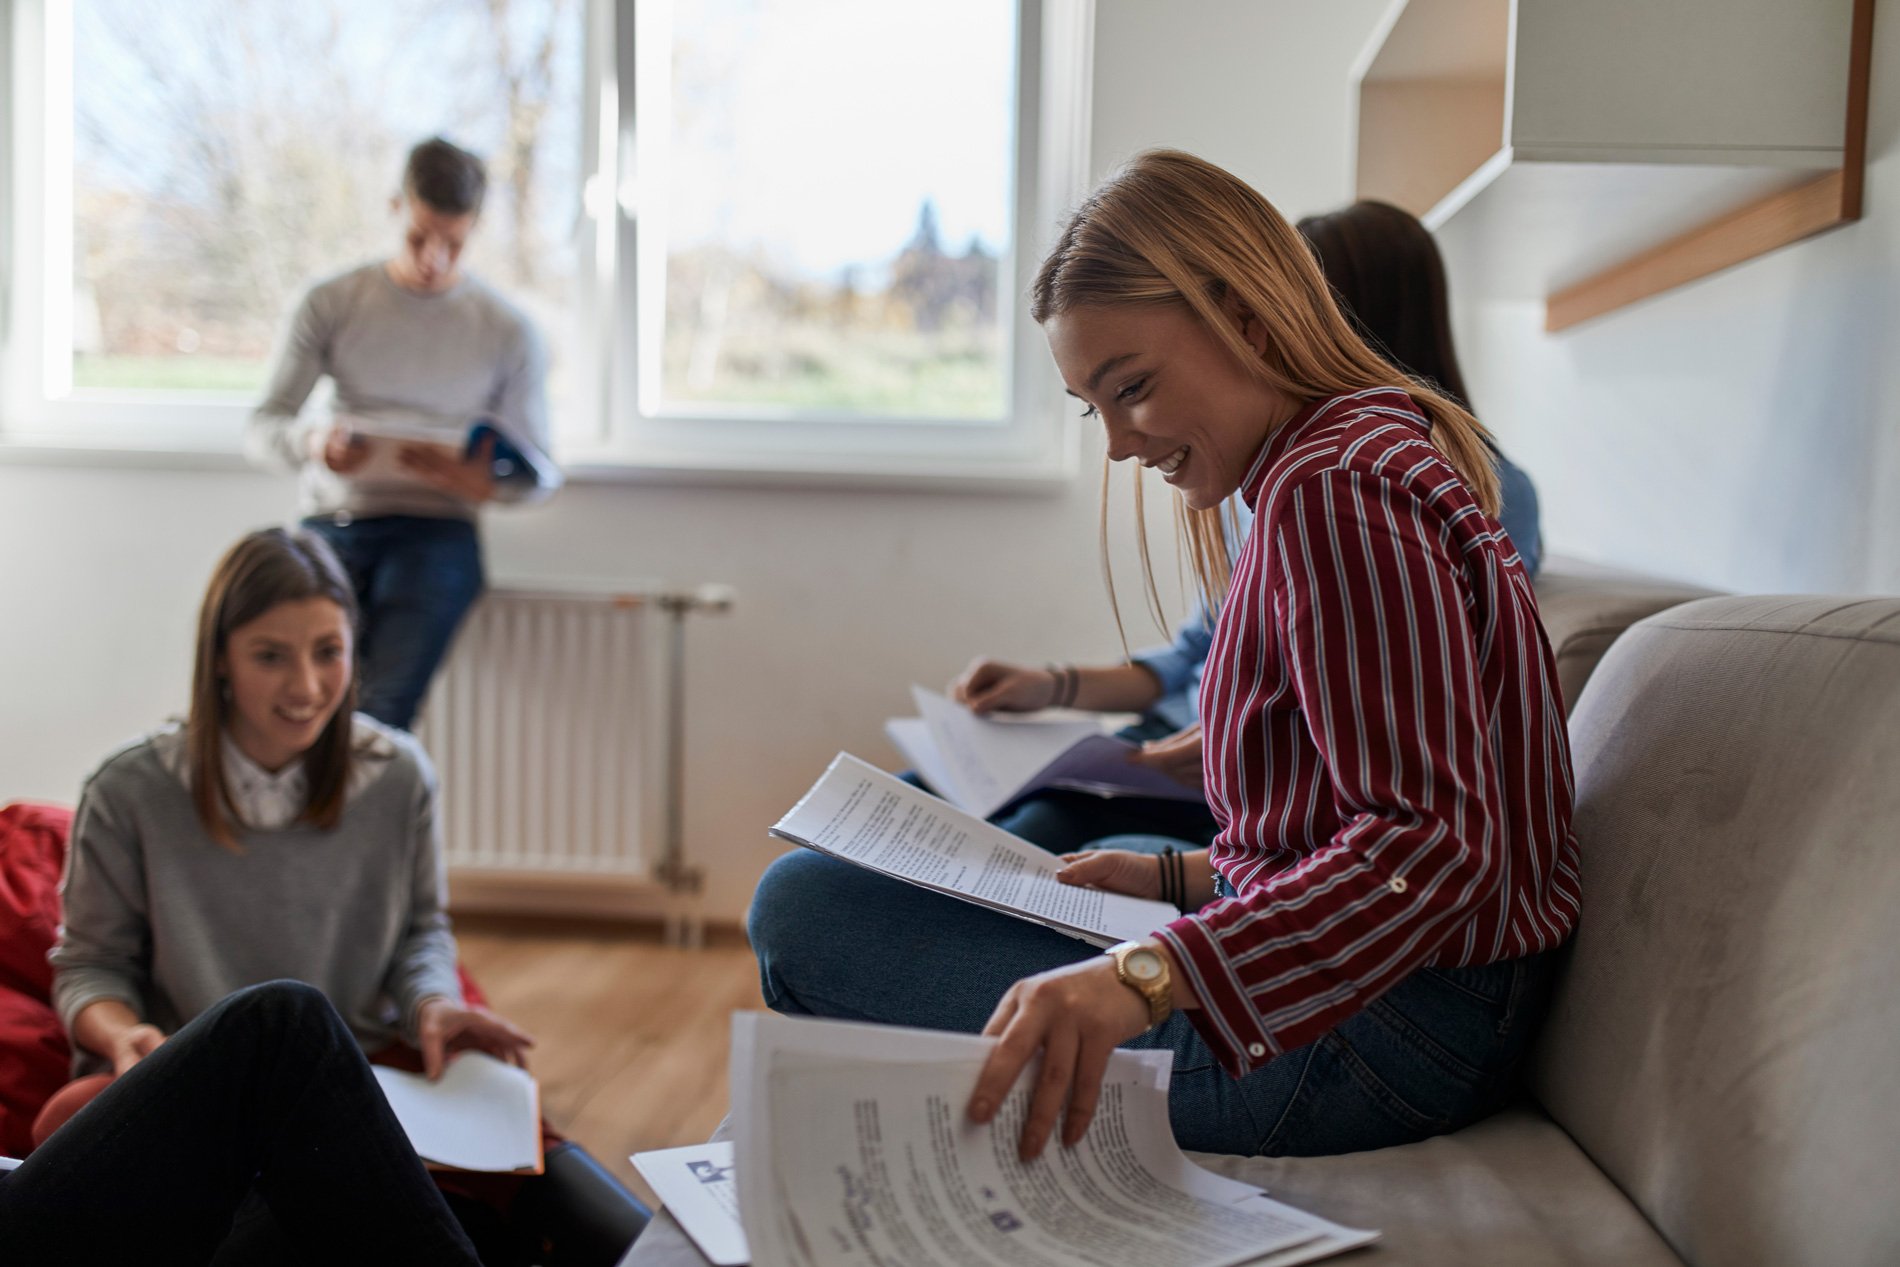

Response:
(245, 137), (562, 731)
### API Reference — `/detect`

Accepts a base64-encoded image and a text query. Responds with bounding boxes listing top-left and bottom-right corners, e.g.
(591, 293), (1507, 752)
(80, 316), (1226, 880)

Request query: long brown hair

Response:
(1296, 200), (1472, 410)
(188, 527), (359, 847)
(1032, 150), (1498, 614)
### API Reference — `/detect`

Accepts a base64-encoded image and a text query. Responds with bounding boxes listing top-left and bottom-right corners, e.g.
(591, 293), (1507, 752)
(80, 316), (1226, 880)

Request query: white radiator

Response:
(414, 582), (731, 934)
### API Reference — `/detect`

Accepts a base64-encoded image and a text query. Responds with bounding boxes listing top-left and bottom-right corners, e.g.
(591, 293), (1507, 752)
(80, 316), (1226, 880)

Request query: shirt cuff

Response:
(1131, 645), (1196, 697)
(54, 980), (142, 1037)
(401, 979), (467, 1041)
(1157, 916), (1285, 1079)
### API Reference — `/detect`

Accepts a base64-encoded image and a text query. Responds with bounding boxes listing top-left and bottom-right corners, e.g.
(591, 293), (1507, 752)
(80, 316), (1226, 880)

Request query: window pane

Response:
(653, 0), (1017, 421)
(69, 0), (584, 411)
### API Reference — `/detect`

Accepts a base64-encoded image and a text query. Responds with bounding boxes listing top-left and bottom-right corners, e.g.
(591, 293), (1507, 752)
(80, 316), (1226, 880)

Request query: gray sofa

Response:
(631, 572), (1900, 1266)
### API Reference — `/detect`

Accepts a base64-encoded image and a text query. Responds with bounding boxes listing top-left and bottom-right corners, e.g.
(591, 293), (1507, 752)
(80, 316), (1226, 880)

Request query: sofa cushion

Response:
(1533, 596), (1900, 1267)
(1189, 1107), (1683, 1266)
(1532, 557), (1720, 709)
(619, 1107), (1684, 1267)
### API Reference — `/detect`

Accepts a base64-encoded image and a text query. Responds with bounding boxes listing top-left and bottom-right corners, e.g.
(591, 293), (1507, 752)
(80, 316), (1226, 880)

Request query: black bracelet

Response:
(1159, 846), (1181, 910)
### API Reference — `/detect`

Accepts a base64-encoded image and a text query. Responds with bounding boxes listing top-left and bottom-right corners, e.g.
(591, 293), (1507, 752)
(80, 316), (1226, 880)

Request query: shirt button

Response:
(1389, 877), (1408, 894)
(334, 511), (354, 527)
(1248, 1042), (1267, 1058)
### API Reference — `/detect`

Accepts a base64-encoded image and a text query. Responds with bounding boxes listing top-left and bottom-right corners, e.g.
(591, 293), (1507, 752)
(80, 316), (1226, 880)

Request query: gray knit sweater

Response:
(49, 716), (464, 1073)
(245, 262), (560, 520)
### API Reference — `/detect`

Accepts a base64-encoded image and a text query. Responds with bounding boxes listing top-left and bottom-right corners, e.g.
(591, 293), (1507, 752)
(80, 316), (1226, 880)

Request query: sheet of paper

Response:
(372, 1053), (542, 1173)
(633, 1141), (749, 1266)
(732, 1014), (1373, 1267)
(909, 686), (1103, 818)
(770, 753), (1182, 947)
(884, 717), (961, 807)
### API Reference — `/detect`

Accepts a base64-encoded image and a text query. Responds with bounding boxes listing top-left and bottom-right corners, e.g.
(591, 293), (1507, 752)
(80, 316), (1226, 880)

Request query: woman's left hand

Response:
(966, 956), (1154, 1161)
(416, 998), (536, 1080)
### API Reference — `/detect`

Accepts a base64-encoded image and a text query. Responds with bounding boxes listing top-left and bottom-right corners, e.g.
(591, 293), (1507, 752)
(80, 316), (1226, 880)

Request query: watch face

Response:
(1125, 948), (1164, 983)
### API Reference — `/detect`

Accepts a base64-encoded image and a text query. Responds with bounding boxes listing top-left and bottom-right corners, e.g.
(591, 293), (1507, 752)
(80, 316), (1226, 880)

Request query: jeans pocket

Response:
(1276, 1031), (1453, 1153)
(1419, 960), (1517, 1008)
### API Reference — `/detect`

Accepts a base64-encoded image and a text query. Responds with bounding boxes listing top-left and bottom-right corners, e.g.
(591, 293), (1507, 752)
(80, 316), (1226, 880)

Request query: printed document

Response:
(887, 686), (1205, 820)
(732, 1014), (1378, 1267)
(771, 754), (1182, 947)
(372, 1054), (543, 1174)
(633, 1141), (747, 1266)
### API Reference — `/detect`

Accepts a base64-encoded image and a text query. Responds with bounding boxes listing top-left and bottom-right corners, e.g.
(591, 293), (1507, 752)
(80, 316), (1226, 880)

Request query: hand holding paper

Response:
(371, 1053), (542, 1174)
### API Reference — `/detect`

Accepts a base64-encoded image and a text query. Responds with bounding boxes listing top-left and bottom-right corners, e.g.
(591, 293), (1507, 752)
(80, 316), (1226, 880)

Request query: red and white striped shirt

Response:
(1155, 388), (1579, 1078)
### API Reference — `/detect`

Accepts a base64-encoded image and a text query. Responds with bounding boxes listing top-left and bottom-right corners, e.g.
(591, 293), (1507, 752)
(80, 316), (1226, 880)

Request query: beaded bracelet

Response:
(1044, 662), (1080, 709)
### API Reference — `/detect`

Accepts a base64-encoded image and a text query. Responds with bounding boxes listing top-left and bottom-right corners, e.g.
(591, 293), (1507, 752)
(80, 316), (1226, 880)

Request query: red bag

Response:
(0, 802), (76, 1157)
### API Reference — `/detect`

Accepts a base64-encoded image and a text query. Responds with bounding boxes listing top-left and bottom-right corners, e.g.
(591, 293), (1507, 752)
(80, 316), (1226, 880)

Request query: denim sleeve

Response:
(1130, 599), (1216, 696)
(1492, 448), (1543, 578)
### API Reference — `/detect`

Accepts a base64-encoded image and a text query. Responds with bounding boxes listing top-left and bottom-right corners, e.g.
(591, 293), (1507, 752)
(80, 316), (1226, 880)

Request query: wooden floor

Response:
(455, 917), (764, 1211)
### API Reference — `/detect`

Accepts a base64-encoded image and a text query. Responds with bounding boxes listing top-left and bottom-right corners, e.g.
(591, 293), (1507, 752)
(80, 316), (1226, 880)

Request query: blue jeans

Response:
(304, 515), (484, 732)
(747, 839), (1556, 1157)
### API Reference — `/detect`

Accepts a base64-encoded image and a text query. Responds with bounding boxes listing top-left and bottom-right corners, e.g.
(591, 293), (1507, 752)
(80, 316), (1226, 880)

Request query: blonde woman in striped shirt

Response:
(748, 150), (1577, 1160)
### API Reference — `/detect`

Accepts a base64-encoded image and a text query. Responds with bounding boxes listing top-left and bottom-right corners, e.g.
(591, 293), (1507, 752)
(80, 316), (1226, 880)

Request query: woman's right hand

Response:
(1054, 849), (1164, 900)
(1131, 723), (1205, 789)
(950, 658), (1058, 715)
(108, 1024), (167, 1077)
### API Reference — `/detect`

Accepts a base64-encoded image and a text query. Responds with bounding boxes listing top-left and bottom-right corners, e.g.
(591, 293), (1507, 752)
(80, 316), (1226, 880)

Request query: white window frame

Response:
(1, 0), (1094, 489)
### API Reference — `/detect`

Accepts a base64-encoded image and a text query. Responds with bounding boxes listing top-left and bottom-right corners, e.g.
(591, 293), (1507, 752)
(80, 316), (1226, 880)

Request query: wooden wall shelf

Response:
(1352, 0), (1874, 332)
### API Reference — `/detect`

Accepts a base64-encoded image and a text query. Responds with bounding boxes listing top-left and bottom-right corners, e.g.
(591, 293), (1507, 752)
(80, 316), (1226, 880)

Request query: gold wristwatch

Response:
(1107, 940), (1173, 1028)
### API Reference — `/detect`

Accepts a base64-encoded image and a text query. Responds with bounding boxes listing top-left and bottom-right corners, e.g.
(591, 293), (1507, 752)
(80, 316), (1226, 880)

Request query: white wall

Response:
(1456, 11), (1900, 596)
(0, 1), (1391, 921)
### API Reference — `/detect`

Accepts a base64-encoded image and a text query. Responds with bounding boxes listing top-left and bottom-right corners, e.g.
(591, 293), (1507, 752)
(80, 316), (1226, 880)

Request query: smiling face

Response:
(387, 196), (477, 294)
(1044, 300), (1299, 510)
(218, 597), (354, 772)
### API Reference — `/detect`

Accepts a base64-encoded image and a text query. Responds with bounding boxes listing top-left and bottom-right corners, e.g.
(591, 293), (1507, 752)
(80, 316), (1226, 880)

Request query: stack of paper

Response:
(687, 1013), (1378, 1267)
(887, 686), (1204, 819)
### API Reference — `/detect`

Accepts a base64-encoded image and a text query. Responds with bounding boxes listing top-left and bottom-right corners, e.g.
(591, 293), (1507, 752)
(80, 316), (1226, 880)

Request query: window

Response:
(2, 1), (1092, 481)
(3, 0), (595, 449)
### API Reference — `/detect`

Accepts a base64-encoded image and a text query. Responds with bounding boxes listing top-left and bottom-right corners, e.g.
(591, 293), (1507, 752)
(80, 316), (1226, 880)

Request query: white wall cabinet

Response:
(1353, 0), (1872, 330)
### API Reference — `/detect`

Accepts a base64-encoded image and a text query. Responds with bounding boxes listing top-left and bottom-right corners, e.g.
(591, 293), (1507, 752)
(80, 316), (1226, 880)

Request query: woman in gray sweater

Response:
(49, 526), (531, 1082)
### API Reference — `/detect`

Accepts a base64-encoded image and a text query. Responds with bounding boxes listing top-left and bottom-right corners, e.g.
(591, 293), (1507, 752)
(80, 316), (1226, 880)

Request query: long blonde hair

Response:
(1032, 150), (1498, 614)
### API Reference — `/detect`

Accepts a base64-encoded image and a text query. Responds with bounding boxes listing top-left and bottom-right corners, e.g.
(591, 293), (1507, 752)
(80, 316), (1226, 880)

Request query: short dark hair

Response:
(403, 137), (487, 216)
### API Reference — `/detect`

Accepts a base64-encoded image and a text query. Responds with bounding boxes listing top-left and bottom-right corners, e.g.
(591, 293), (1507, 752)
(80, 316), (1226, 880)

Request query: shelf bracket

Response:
(1546, 0), (1875, 333)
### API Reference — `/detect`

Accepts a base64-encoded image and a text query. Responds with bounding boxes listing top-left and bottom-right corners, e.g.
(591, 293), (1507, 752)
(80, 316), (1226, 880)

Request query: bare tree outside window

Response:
(655, 0), (1016, 421)
(70, 0), (583, 399)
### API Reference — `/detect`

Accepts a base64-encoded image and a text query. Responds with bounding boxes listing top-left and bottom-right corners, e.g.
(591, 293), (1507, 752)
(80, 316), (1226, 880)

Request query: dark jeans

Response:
(0, 981), (480, 1266)
(304, 514), (484, 732)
